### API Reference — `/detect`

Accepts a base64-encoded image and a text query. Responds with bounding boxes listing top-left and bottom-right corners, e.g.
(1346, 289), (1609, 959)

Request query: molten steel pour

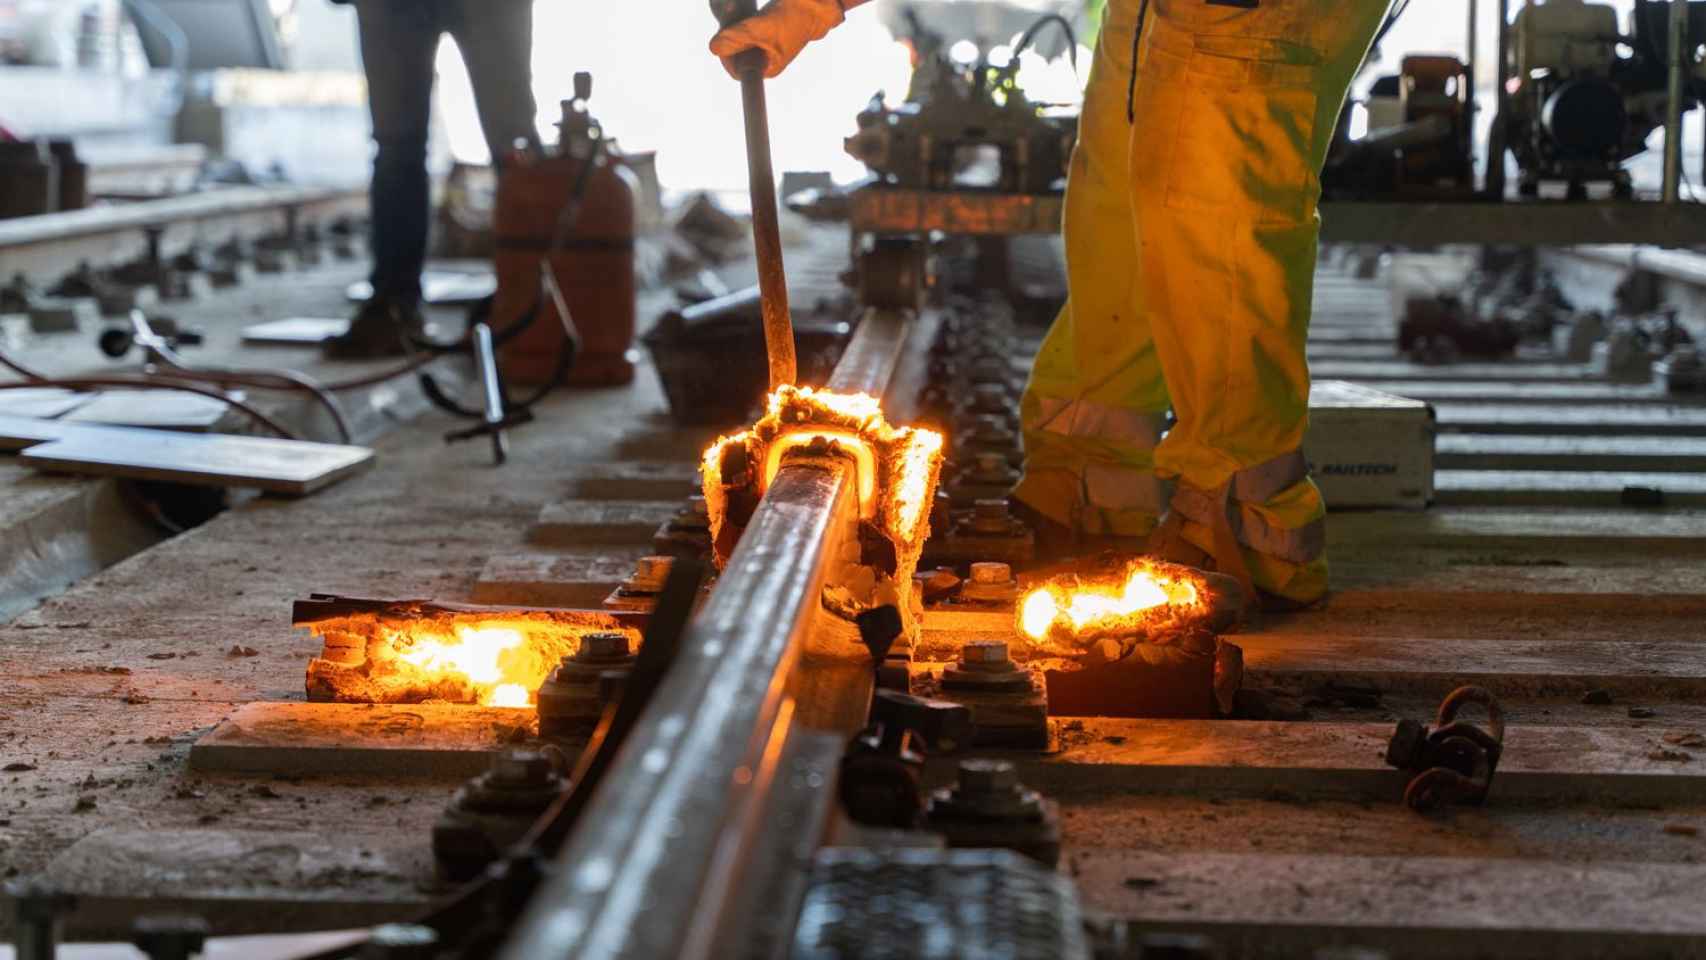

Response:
(1017, 559), (1211, 654)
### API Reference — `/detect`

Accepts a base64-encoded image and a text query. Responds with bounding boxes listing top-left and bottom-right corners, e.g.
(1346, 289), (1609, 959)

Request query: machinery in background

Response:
(1323, 55), (1476, 200)
(491, 71), (638, 387)
(844, 11), (1073, 194)
(1506, 0), (1705, 199)
(1398, 248), (1573, 362)
(844, 11), (1077, 310)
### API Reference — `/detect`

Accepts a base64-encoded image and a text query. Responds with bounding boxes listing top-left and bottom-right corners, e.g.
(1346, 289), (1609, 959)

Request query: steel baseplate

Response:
(791, 848), (1090, 960)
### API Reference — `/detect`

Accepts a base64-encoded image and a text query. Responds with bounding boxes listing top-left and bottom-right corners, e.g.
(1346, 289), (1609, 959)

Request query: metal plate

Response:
(792, 848), (1091, 960)
(189, 701), (537, 779)
(11, 419), (373, 495)
(0, 387), (95, 421)
(61, 389), (236, 430)
(850, 187), (1063, 236)
(848, 188), (1706, 247)
(241, 316), (350, 344)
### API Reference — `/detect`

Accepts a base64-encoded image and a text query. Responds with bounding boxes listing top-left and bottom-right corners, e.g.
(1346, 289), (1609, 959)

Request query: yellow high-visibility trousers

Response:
(1015, 0), (1392, 604)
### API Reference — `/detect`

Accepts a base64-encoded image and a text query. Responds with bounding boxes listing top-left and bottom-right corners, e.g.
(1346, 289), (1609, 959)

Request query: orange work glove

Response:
(709, 0), (847, 79)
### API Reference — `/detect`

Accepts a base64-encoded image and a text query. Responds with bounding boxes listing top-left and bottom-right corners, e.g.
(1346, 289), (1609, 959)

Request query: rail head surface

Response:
(500, 310), (913, 960)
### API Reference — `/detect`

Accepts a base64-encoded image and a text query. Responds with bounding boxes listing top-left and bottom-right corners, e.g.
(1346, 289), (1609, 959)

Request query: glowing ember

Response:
(891, 428), (944, 537)
(301, 606), (635, 707)
(700, 384), (946, 632)
(397, 625), (521, 687)
(701, 384), (945, 561)
(1017, 559), (1208, 652)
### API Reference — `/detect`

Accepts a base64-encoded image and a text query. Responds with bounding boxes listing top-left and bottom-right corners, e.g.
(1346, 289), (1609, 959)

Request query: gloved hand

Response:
(709, 0), (846, 80)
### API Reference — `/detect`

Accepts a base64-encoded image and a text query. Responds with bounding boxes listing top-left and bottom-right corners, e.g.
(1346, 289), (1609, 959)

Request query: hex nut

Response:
(957, 758), (1019, 797)
(968, 562), (1012, 585)
(626, 555), (673, 592)
(577, 632), (633, 662)
(490, 749), (552, 787)
(962, 640), (1010, 665)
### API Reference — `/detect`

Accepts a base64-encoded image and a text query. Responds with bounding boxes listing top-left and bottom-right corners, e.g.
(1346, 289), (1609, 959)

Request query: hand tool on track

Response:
(711, 0), (798, 390)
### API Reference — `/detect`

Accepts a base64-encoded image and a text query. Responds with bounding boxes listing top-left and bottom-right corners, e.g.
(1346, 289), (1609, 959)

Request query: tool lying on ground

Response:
(711, 0), (798, 390)
(1385, 685), (1506, 812)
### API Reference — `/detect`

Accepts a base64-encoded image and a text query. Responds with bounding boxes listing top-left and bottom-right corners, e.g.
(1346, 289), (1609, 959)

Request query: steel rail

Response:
(499, 310), (913, 960)
(0, 184), (366, 286)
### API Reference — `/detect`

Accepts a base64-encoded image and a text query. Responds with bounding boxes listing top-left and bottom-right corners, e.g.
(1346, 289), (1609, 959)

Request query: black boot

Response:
(323, 297), (425, 359)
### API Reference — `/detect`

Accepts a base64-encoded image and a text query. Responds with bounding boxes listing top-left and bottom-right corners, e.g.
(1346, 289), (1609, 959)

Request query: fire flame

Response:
(303, 609), (634, 708)
(701, 385), (945, 559)
(1018, 559), (1206, 652)
(393, 625), (535, 708)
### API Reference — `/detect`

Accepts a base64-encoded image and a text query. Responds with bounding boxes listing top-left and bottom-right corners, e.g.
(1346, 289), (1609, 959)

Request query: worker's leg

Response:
(1015, 0), (1169, 540)
(354, 0), (443, 306)
(447, 0), (541, 166)
(1130, 0), (1390, 604)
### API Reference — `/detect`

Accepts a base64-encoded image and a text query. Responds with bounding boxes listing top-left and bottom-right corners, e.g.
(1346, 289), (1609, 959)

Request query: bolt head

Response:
(956, 758), (1019, 796)
(972, 498), (1010, 520)
(962, 639), (1010, 665)
(628, 555), (673, 589)
(968, 562), (1012, 585)
(491, 748), (552, 787)
(578, 631), (632, 661)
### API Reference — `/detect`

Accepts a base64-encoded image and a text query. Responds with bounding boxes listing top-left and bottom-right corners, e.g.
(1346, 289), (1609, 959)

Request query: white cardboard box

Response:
(1306, 379), (1435, 510)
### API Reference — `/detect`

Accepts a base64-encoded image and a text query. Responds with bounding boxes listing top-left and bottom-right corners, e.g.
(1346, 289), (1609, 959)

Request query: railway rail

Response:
(488, 258), (1706, 959)
(6, 230), (1706, 958)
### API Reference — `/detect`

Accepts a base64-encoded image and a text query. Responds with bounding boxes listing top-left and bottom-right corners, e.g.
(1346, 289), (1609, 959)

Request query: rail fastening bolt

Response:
(962, 639), (1010, 666)
(491, 748), (552, 787)
(956, 758), (1020, 797)
(968, 562), (1012, 586)
(577, 631), (632, 661)
(627, 555), (673, 591)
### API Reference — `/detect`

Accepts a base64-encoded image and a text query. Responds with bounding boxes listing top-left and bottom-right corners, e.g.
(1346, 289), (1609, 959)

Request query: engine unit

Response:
(843, 15), (1073, 194)
(1507, 0), (1706, 198)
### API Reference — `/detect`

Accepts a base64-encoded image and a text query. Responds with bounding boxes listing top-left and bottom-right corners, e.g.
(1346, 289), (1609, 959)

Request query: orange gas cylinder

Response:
(491, 74), (636, 387)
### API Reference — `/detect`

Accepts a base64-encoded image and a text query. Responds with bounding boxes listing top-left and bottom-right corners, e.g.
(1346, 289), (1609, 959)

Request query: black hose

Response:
(1011, 12), (1079, 71)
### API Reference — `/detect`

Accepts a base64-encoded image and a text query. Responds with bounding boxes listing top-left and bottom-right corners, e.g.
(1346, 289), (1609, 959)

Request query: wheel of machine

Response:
(1541, 78), (1626, 160)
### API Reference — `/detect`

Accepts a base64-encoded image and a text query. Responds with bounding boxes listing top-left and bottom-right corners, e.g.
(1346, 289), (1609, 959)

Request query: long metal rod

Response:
(1467, 0), (1478, 190)
(1662, 0), (1689, 205)
(740, 71), (799, 390)
(498, 312), (911, 960)
(1485, 0), (1511, 199)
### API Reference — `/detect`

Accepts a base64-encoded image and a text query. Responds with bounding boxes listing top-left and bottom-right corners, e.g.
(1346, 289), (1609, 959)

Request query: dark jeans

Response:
(355, 0), (539, 304)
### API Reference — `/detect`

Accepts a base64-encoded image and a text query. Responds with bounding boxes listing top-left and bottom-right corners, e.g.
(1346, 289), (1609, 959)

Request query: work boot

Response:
(1008, 498), (1147, 564)
(1146, 511), (1326, 614)
(322, 296), (425, 359)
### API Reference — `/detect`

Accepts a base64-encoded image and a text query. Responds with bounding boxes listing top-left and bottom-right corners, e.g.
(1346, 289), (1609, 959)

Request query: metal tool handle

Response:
(712, 0), (798, 390)
(471, 321), (508, 465)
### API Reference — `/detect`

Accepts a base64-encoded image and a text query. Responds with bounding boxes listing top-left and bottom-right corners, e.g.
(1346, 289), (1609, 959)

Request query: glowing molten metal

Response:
(701, 385), (945, 565)
(300, 603), (636, 708)
(1018, 559), (1209, 653)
